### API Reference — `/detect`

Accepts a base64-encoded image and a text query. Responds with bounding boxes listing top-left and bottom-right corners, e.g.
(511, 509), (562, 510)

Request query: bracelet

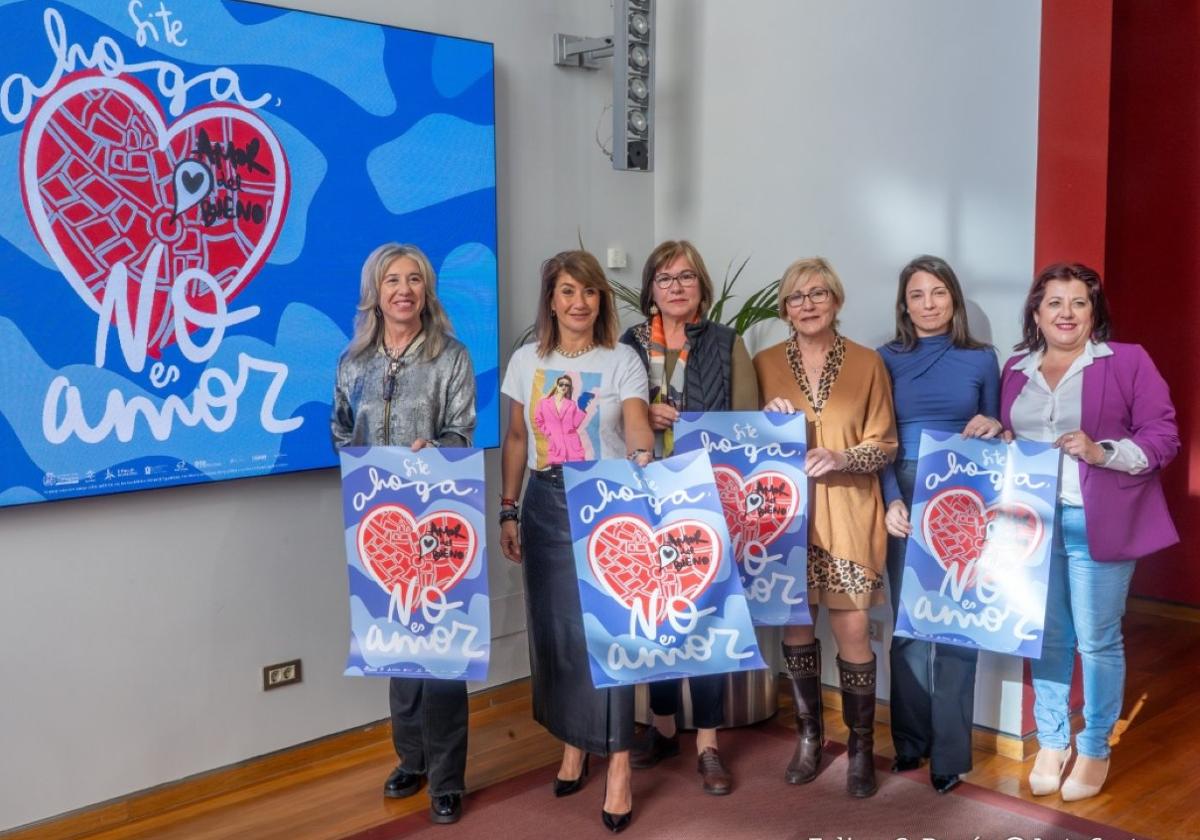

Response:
(499, 508), (519, 524)
(500, 496), (518, 507)
(628, 448), (650, 461)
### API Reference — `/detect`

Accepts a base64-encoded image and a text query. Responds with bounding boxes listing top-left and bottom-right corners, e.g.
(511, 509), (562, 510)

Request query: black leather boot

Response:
(782, 640), (823, 784)
(838, 655), (878, 798)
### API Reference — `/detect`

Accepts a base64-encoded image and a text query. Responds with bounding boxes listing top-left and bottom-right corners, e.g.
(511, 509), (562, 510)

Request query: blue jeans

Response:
(1031, 505), (1136, 759)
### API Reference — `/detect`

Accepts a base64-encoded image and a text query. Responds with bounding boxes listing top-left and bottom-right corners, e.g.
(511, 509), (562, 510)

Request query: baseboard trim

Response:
(1, 679), (531, 840)
(1128, 595), (1200, 623)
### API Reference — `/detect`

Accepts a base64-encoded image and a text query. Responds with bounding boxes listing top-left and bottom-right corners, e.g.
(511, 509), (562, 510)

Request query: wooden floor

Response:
(16, 604), (1200, 840)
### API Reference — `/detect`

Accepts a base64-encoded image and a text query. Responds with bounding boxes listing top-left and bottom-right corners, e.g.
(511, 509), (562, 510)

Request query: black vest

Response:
(620, 319), (737, 411)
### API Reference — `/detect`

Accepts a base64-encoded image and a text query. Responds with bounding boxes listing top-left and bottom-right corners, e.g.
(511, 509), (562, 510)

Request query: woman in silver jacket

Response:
(331, 243), (476, 825)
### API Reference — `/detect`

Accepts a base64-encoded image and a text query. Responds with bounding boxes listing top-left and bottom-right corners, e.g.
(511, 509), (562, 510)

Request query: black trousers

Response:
(521, 470), (635, 754)
(389, 677), (468, 795)
(886, 459), (978, 776)
(648, 674), (726, 730)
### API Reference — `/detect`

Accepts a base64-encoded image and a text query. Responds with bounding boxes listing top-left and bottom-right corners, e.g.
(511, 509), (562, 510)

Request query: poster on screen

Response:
(0, 0), (499, 508)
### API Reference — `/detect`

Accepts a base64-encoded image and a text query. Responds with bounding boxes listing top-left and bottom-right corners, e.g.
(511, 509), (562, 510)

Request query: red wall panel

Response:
(1033, 0), (1114, 273)
(1104, 0), (1200, 605)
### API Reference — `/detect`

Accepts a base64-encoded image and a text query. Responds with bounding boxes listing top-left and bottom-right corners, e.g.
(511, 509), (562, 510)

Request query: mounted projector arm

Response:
(553, 35), (614, 70)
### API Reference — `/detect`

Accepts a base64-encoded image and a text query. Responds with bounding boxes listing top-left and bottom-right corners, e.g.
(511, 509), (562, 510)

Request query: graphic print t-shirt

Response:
(501, 343), (649, 471)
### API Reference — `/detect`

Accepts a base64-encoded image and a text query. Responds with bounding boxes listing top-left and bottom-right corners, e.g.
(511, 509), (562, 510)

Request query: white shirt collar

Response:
(1013, 340), (1112, 373)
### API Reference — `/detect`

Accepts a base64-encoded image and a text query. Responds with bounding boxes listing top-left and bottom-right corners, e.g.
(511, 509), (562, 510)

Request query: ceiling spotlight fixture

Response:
(628, 77), (648, 101)
(629, 44), (649, 69)
(628, 109), (648, 135)
(629, 13), (650, 38)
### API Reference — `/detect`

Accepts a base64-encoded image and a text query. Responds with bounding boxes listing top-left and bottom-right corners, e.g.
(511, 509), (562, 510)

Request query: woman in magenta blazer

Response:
(1000, 263), (1179, 802)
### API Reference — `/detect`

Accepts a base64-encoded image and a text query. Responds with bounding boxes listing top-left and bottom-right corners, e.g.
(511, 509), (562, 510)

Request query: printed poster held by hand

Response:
(564, 449), (765, 689)
(894, 431), (1060, 657)
(339, 446), (489, 681)
(674, 411), (811, 626)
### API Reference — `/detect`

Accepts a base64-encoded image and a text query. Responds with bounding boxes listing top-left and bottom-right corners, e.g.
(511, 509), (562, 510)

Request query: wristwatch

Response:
(1099, 440), (1116, 464)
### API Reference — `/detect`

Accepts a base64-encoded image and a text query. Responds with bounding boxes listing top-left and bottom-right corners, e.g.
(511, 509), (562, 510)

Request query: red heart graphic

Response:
(357, 504), (477, 598)
(921, 488), (1043, 589)
(20, 72), (289, 357)
(713, 465), (799, 552)
(587, 515), (721, 625)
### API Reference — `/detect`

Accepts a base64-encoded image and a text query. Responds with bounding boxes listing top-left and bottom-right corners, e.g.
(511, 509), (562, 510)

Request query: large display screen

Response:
(0, 1), (499, 507)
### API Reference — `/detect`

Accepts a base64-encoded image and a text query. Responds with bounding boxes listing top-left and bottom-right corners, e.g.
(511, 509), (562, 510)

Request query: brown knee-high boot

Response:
(838, 655), (878, 798)
(782, 641), (823, 784)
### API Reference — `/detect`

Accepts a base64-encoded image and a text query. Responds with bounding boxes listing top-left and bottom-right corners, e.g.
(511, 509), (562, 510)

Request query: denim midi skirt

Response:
(521, 470), (635, 755)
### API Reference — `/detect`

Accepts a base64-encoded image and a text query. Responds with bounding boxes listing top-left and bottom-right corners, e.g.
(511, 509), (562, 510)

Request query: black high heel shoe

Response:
(553, 753), (589, 798)
(601, 776), (633, 833)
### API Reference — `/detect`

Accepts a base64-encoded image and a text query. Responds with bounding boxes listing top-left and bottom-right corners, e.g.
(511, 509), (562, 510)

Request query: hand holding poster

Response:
(894, 431), (1059, 657)
(339, 446), (489, 680)
(564, 449), (765, 688)
(674, 411), (810, 626)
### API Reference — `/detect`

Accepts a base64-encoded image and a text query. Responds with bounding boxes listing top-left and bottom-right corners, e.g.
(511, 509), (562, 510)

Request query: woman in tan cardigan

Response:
(755, 257), (897, 798)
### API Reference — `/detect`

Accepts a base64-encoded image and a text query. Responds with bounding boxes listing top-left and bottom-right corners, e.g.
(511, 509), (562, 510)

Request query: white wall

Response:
(653, 0), (1042, 733)
(0, 1), (653, 831)
(656, 0), (1041, 357)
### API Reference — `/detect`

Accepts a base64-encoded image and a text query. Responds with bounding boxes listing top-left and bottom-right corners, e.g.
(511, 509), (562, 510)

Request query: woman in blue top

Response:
(878, 255), (1000, 794)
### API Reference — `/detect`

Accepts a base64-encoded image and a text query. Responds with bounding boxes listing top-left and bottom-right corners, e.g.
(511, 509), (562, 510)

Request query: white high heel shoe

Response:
(1061, 755), (1109, 801)
(1029, 745), (1073, 795)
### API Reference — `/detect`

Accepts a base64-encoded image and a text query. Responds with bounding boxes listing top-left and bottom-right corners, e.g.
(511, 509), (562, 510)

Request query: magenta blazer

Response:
(1000, 341), (1180, 563)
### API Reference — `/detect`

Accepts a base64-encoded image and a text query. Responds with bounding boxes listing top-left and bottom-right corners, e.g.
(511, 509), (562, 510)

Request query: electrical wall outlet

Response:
(868, 619), (884, 642)
(262, 659), (302, 691)
(606, 247), (627, 269)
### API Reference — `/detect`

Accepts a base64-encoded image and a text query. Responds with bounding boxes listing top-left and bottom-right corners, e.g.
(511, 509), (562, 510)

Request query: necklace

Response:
(555, 343), (594, 358)
(383, 330), (423, 364)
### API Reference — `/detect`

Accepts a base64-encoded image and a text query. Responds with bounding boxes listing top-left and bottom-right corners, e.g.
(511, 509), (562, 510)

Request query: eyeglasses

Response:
(653, 270), (700, 289)
(784, 288), (832, 308)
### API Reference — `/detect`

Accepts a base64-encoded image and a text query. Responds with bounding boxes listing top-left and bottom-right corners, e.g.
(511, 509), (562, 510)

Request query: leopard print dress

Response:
(786, 334), (889, 609)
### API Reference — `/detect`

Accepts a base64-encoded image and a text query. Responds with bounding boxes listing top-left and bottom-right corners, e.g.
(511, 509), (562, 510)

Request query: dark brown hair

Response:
(638, 240), (716, 318)
(534, 250), (618, 356)
(1016, 262), (1112, 351)
(890, 255), (987, 351)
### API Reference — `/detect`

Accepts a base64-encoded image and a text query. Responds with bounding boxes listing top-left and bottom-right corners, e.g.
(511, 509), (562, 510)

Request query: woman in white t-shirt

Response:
(500, 250), (652, 834)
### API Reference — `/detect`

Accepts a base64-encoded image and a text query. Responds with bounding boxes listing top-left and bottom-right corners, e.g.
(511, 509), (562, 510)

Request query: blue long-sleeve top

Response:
(877, 334), (1000, 505)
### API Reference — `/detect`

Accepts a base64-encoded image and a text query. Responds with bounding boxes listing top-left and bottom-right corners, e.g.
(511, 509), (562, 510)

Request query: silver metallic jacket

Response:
(330, 336), (476, 449)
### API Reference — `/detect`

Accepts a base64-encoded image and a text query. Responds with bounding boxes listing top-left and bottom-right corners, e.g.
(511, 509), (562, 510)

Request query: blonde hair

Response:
(777, 256), (845, 326)
(345, 243), (452, 360)
(533, 250), (618, 356)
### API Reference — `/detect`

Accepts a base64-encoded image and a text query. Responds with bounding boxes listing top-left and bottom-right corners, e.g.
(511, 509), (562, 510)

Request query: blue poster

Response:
(674, 411), (810, 626)
(339, 446), (489, 681)
(894, 431), (1060, 657)
(0, 1), (498, 508)
(564, 449), (765, 689)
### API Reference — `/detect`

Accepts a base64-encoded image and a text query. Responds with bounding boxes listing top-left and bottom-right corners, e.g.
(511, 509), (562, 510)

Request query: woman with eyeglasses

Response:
(331, 243), (476, 825)
(878, 255), (1000, 795)
(500, 250), (653, 833)
(618, 240), (759, 796)
(755, 257), (897, 798)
